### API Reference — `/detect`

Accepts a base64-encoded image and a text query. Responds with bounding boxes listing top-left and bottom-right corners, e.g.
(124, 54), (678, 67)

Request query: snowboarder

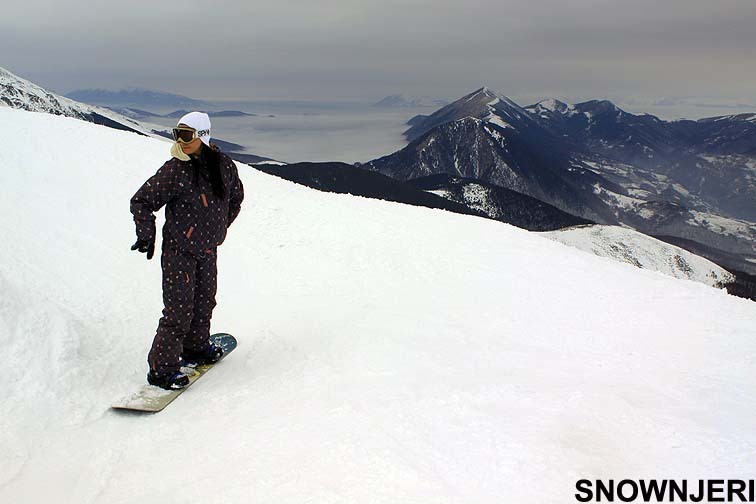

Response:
(130, 111), (244, 390)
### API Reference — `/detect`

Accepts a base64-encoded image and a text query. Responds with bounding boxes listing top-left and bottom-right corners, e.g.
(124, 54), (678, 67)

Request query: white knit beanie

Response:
(177, 111), (212, 146)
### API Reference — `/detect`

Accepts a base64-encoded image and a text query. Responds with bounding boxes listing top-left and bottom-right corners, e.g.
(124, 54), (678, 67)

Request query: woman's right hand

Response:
(131, 238), (155, 260)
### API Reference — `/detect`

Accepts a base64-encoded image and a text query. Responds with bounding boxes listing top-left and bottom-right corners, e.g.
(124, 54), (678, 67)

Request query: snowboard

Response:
(112, 333), (237, 413)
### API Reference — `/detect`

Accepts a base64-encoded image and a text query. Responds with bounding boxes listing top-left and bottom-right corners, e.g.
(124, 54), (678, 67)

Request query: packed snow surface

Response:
(1, 108), (756, 503)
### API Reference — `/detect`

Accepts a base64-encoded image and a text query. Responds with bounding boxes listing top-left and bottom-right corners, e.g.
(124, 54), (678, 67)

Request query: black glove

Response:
(131, 238), (155, 260)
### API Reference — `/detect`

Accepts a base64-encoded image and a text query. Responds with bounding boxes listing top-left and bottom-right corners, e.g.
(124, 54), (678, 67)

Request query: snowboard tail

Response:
(112, 333), (237, 413)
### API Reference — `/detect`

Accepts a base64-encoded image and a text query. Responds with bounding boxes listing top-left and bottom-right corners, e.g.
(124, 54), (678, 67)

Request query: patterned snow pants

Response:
(148, 246), (218, 374)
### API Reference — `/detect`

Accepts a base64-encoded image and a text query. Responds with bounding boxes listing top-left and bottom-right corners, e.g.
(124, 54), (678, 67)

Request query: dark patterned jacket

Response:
(130, 146), (244, 257)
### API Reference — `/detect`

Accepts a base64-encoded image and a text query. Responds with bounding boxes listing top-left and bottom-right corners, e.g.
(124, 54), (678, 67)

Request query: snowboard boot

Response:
(181, 341), (224, 367)
(147, 369), (190, 390)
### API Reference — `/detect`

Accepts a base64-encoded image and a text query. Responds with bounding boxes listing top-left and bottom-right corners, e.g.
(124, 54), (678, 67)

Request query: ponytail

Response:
(198, 143), (226, 199)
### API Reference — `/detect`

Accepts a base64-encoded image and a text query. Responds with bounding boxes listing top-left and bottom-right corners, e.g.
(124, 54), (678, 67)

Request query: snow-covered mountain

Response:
(366, 87), (756, 276)
(2, 107), (755, 503)
(541, 225), (734, 287)
(0, 66), (162, 136)
(526, 98), (576, 120)
(368, 88), (618, 222)
(524, 98), (756, 222)
(402, 86), (538, 142)
(526, 97), (756, 164)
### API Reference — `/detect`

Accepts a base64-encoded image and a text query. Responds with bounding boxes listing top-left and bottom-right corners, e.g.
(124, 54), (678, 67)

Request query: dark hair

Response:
(194, 143), (226, 199)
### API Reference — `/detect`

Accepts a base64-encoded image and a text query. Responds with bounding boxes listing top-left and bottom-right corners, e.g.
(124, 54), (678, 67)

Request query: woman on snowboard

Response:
(130, 111), (244, 390)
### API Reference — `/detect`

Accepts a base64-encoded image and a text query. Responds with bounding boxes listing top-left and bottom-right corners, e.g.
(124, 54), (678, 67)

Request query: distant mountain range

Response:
(108, 107), (256, 120)
(373, 94), (449, 108)
(366, 87), (756, 277)
(65, 87), (211, 108)
(524, 98), (756, 221)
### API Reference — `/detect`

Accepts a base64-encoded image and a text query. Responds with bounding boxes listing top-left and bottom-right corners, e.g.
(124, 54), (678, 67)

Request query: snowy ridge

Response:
(1, 67), (88, 117)
(704, 112), (756, 123)
(588, 180), (756, 248)
(541, 225), (734, 287)
(525, 98), (577, 119)
(538, 98), (571, 113)
(488, 93), (534, 124)
(1, 107), (755, 503)
(0, 66), (165, 136)
(253, 159), (288, 166)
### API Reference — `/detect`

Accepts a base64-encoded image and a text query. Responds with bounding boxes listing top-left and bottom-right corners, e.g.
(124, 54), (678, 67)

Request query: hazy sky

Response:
(3, 0), (755, 117)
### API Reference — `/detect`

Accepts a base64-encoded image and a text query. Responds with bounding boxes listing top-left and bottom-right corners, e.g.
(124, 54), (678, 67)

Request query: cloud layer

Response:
(3, 0), (755, 116)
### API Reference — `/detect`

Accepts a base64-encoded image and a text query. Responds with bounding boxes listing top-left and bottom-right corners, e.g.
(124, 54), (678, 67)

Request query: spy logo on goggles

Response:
(172, 128), (211, 143)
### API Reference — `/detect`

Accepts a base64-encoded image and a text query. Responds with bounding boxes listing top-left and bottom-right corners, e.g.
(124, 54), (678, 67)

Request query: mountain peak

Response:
(456, 87), (531, 116)
(464, 86), (500, 103)
(576, 99), (624, 116)
(537, 98), (571, 111)
(527, 98), (575, 117)
(402, 87), (533, 141)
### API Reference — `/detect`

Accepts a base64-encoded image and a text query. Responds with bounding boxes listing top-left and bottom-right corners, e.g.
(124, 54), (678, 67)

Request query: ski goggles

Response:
(172, 127), (198, 143)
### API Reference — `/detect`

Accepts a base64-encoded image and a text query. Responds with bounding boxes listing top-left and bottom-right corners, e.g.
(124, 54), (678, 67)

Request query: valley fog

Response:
(146, 102), (428, 164)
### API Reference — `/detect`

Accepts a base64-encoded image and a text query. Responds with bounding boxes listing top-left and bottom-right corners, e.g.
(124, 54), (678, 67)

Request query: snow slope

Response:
(1, 107), (755, 503)
(541, 225), (735, 287)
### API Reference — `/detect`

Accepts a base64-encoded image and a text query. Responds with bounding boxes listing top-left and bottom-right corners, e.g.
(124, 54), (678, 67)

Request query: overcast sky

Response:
(2, 0), (755, 117)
